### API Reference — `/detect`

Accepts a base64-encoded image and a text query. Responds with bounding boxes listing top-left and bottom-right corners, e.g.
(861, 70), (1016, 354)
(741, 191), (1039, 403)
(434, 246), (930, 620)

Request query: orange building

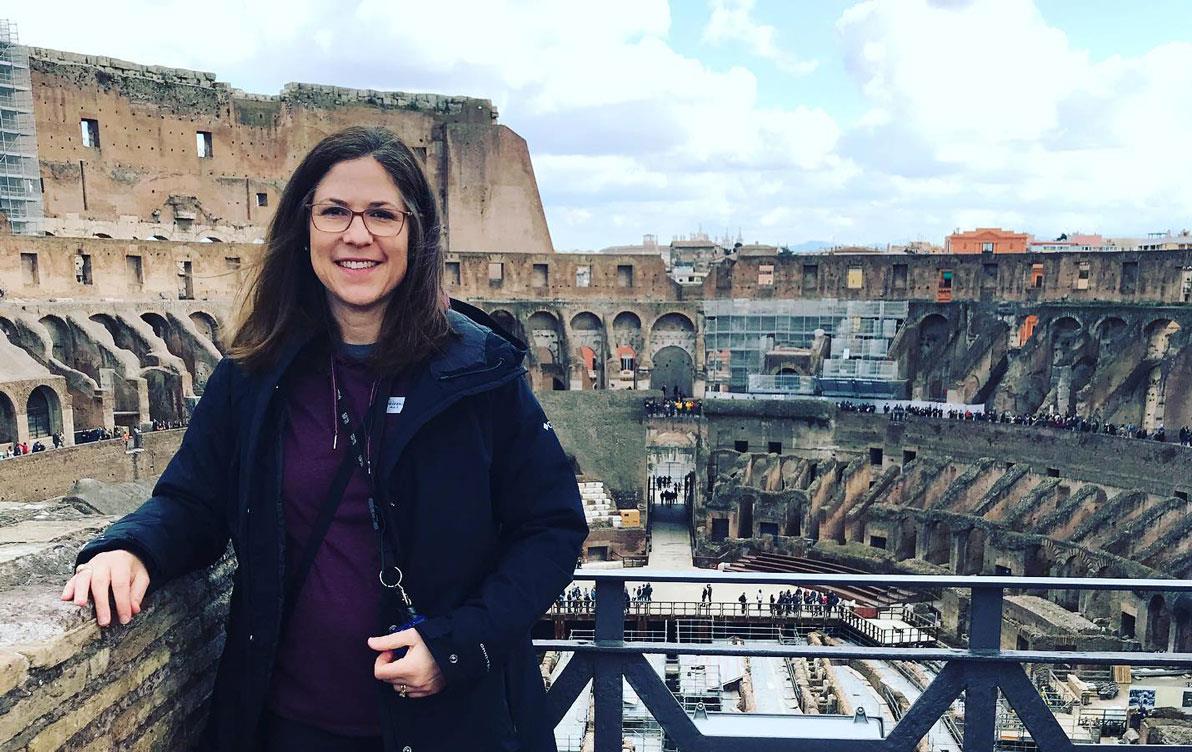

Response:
(945, 228), (1031, 254)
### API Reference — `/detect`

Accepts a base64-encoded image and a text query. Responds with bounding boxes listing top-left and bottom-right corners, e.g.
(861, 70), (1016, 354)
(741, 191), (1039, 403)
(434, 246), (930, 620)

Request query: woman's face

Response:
(308, 156), (410, 334)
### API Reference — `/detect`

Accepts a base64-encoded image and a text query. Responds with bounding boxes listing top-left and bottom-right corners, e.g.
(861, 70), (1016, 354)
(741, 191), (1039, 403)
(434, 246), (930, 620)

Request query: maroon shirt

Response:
(268, 344), (405, 736)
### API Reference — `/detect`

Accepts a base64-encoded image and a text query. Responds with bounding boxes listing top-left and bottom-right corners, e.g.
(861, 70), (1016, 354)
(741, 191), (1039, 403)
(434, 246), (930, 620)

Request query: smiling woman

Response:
(63, 127), (588, 752)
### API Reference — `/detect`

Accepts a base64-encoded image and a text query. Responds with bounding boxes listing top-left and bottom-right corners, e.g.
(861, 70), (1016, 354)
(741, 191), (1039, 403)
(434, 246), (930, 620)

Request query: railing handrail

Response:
(570, 568), (1192, 591)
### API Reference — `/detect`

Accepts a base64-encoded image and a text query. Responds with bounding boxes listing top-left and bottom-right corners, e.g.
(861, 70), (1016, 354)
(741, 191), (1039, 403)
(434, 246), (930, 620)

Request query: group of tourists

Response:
(652, 473), (691, 506)
(644, 396), (701, 418)
(1, 432), (65, 459)
(558, 586), (596, 613)
(736, 587), (848, 617)
(837, 400), (1190, 446)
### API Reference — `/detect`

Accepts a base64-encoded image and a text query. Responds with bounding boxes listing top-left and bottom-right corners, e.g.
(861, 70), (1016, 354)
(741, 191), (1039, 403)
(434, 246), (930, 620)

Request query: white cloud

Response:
(703, 0), (818, 75)
(9, 0), (1192, 249)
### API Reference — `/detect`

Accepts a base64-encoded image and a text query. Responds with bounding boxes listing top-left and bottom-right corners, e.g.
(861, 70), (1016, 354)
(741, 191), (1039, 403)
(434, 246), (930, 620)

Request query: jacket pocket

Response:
(387, 671), (521, 751)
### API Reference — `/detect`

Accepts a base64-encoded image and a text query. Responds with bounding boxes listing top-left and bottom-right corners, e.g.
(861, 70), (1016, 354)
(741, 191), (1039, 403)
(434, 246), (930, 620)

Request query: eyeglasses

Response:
(307, 202), (413, 237)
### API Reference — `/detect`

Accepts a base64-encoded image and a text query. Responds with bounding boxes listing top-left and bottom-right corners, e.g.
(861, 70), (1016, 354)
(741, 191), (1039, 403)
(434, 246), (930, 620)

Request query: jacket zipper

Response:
(436, 357), (506, 381)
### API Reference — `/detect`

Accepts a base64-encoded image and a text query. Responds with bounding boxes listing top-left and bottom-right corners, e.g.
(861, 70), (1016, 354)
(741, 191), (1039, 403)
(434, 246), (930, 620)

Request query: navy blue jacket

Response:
(79, 301), (587, 751)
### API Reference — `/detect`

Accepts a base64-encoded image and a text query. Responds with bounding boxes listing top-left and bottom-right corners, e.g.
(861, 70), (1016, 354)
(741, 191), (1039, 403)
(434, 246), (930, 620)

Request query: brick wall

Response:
(0, 431), (184, 503)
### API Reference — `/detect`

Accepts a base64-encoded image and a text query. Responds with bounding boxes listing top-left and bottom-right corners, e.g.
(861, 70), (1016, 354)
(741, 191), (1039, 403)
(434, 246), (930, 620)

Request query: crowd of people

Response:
(652, 473), (692, 506)
(736, 587), (852, 617)
(837, 400), (1192, 446)
(644, 396), (702, 418)
(2, 418), (193, 460)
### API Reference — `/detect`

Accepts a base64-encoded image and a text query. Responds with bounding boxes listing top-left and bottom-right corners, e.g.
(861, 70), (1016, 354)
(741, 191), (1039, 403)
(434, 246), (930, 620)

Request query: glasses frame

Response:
(306, 201), (415, 238)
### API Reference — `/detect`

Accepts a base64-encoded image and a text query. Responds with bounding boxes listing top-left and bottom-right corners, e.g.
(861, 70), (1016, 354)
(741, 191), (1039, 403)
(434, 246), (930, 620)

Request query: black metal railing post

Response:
(965, 585), (1004, 751)
(593, 578), (624, 752)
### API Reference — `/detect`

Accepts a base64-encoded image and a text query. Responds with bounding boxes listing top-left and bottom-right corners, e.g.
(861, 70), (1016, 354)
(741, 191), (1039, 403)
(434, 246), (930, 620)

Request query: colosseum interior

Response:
(0, 33), (1190, 751)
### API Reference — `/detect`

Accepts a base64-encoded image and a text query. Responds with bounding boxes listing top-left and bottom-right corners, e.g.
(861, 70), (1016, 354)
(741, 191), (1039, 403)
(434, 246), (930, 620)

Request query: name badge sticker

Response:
(387, 396), (406, 414)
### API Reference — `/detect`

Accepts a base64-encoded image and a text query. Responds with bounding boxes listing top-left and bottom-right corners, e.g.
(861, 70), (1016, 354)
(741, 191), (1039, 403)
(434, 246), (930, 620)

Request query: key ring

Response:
(379, 565), (412, 605)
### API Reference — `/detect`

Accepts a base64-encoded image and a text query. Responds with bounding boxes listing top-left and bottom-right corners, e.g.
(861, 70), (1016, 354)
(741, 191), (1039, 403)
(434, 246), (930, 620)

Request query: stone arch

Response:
(189, 311), (222, 350)
(923, 519), (951, 565)
(1094, 316), (1126, 347)
(90, 314), (151, 363)
(1144, 318), (1180, 360)
(143, 367), (184, 423)
(569, 311), (605, 389)
(1146, 594), (1171, 651)
(649, 346), (694, 397)
(488, 309), (524, 344)
(26, 385), (62, 438)
(648, 312), (696, 361)
(1050, 315), (1082, 338)
(917, 314), (951, 400)
(142, 312), (204, 392)
(527, 310), (567, 391)
(0, 390), (15, 445)
(38, 315), (85, 375)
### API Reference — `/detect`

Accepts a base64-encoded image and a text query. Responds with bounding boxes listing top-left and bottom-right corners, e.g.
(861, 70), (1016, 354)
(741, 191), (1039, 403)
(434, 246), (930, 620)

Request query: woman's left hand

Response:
(368, 628), (446, 698)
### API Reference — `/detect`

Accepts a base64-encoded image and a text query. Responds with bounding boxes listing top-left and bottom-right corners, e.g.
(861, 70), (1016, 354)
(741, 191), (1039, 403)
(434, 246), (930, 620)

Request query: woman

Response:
(61, 126), (587, 752)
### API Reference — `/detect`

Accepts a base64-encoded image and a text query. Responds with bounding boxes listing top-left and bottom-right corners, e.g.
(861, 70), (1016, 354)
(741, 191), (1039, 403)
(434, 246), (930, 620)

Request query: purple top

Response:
(267, 345), (405, 736)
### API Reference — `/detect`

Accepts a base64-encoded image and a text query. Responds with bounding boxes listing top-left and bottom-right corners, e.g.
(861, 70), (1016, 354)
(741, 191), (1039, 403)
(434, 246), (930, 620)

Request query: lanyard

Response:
(331, 364), (415, 610)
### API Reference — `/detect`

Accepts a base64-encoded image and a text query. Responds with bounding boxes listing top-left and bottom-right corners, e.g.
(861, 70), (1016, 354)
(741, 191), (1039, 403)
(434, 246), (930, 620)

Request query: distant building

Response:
(945, 228), (1030, 254)
(596, 234), (664, 257)
(1029, 234), (1117, 253)
(668, 234), (727, 284)
(1138, 231), (1192, 252)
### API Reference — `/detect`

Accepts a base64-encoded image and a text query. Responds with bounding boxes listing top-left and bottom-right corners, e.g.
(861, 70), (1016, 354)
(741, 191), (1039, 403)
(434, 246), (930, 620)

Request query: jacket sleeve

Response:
(416, 375), (587, 685)
(76, 357), (237, 586)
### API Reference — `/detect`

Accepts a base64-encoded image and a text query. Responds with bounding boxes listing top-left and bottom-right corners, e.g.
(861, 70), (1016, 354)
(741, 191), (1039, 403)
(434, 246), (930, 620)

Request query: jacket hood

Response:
(437, 298), (527, 383)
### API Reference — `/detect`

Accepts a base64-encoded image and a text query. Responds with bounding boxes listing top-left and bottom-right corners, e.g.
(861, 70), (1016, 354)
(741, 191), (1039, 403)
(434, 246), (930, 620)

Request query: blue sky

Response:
(12, 0), (1192, 250)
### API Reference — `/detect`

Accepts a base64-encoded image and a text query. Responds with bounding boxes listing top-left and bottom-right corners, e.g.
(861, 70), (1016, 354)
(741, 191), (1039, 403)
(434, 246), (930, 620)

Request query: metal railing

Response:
(538, 570), (1192, 752)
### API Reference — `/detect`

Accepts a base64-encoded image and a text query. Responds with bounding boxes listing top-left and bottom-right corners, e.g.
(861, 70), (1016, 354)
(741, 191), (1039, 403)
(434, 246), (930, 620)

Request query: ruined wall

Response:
(537, 390), (647, 507)
(0, 431), (184, 503)
(29, 47), (550, 253)
(707, 250), (1192, 305)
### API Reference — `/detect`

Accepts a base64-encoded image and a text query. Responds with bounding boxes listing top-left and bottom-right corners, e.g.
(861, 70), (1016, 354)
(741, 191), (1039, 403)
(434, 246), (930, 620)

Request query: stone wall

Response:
(537, 390), (647, 506)
(28, 47), (550, 253)
(0, 431), (184, 503)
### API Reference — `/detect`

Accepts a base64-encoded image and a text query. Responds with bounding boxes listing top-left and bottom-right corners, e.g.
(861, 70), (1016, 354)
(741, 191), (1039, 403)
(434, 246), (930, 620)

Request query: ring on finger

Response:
(397, 683), (408, 698)
(75, 564), (93, 574)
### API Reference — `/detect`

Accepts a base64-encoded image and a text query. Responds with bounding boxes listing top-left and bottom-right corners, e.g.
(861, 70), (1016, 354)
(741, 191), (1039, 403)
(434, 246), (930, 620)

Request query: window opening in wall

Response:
(734, 440), (749, 453)
(126, 255), (143, 286)
(869, 447), (883, 466)
(532, 263), (548, 287)
(225, 256), (241, 273)
(1047, 467), (1060, 478)
(1120, 612), (1136, 639)
(869, 535), (887, 549)
(74, 253), (93, 285)
(994, 565), (1012, 576)
(757, 264), (774, 286)
(768, 441), (782, 454)
(20, 252), (39, 286)
(255, 192), (268, 207)
(617, 264), (634, 288)
(80, 118), (100, 148)
(487, 262), (504, 285)
(937, 269), (954, 302)
(802, 264), (818, 291)
(445, 261), (461, 285)
(576, 265), (591, 287)
(1120, 261), (1139, 294)
(759, 522), (779, 537)
(1181, 268), (1192, 303)
(710, 518), (729, 542)
(1076, 261), (1090, 290)
(981, 241), (995, 253)
(902, 449), (917, 465)
(178, 260), (194, 300)
(196, 131), (213, 158)
(892, 264), (907, 290)
(1183, 690), (1192, 709)
(1005, 461), (1015, 470)
(846, 266), (863, 289)
(1016, 635), (1030, 650)
(1030, 263), (1045, 289)
(1175, 490), (1188, 502)
(983, 263), (998, 279)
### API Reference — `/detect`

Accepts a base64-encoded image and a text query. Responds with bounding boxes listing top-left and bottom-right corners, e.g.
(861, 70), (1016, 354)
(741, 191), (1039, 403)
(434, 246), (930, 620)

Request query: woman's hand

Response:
(60, 550), (151, 627)
(368, 628), (446, 699)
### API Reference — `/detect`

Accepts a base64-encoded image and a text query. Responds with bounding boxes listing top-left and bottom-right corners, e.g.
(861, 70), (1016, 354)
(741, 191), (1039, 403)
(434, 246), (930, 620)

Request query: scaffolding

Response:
(703, 298), (908, 397)
(0, 20), (43, 236)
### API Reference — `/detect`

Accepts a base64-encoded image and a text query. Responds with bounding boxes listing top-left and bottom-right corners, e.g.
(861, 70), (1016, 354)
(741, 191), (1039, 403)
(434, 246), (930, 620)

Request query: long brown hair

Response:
(229, 126), (451, 373)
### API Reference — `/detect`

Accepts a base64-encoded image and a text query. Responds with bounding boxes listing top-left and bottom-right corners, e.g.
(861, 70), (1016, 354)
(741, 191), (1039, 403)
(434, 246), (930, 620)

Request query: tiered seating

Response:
(725, 553), (927, 606)
(579, 481), (623, 527)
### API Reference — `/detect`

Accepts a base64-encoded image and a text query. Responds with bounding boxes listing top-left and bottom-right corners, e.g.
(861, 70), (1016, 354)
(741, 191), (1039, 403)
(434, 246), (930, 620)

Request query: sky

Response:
(10, 0), (1192, 251)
